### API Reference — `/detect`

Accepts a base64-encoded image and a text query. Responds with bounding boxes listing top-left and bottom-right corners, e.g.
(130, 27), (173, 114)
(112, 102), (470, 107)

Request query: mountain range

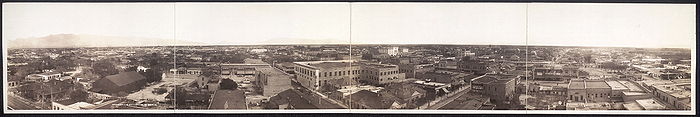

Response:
(7, 34), (205, 48)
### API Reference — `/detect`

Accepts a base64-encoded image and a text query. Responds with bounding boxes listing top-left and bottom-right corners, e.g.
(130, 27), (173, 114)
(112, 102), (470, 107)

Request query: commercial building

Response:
(255, 67), (292, 97)
(378, 47), (400, 56)
(567, 79), (612, 103)
(531, 66), (581, 80)
(470, 74), (519, 104)
(293, 60), (405, 90)
(649, 82), (691, 110)
(457, 59), (488, 73)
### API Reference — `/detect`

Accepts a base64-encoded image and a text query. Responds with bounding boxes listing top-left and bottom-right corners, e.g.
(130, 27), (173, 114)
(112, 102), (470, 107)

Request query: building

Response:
(208, 89), (247, 109)
(648, 82), (691, 110)
(357, 62), (406, 85)
(264, 89), (318, 109)
(293, 60), (405, 90)
(169, 67), (203, 75)
(274, 62), (296, 74)
(398, 63), (434, 78)
(377, 83), (427, 109)
(470, 74), (519, 105)
(532, 66), (582, 80)
(416, 70), (478, 84)
(457, 59), (488, 74)
(567, 79), (612, 103)
(623, 98), (666, 110)
(378, 47), (400, 56)
(89, 72), (147, 96)
(52, 100), (94, 110)
(345, 90), (390, 109)
(255, 67), (292, 97)
(294, 60), (359, 90)
(26, 72), (63, 82)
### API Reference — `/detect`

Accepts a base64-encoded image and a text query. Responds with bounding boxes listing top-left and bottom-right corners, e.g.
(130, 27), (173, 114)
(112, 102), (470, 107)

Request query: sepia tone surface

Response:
(2, 3), (695, 114)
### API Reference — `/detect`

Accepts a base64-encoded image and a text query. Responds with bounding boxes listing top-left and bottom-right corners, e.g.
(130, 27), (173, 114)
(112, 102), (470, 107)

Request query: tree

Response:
(92, 60), (119, 78)
(219, 79), (238, 90)
(140, 69), (163, 83)
(68, 90), (89, 102)
(200, 67), (217, 78)
(124, 66), (138, 72)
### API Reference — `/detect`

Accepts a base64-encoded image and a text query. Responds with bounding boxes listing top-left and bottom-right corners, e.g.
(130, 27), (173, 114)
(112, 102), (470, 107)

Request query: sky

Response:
(2, 3), (695, 48)
(2, 3), (176, 40)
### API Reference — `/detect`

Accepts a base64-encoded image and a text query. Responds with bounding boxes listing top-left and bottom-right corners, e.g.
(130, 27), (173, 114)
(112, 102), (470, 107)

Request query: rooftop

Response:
(568, 80), (586, 89)
(256, 67), (290, 78)
(471, 74), (516, 84)
(605, 80), (628, 90)
(586, 80), (611, 89)
(635, 99), (666, 110)
(209, 89), (246, 109)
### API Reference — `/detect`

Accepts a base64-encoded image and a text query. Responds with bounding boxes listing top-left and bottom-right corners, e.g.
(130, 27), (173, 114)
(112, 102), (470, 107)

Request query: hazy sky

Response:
(175, 3), (350, 44)
(2, 3), (695, 48)
(528, 3), (695, 48)
(2, 3), (175, 40)
(351, 3), (527, 45)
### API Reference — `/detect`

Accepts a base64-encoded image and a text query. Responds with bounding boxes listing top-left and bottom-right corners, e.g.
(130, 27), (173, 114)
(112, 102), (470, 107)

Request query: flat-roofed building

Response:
(26, 71), (63, 82)
(357, 62), (405, 85)
(584, 80), (612, 102)
(649, 83), (691, 110)
(470, 74), (519, 105)
(293, 60), (405, 90)
(378, 47), (400, 56)
(567, 79), (612, 103)
(294, 60), (360, 90)
(622, 92), (652, 102)
(623, 98), (666, 110)
(255, 67), (292, 97)
(605, 80), (630, 101)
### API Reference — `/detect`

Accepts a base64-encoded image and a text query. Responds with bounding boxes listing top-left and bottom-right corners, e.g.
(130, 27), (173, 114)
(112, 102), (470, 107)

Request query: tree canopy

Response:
(219, 79), (238, 90)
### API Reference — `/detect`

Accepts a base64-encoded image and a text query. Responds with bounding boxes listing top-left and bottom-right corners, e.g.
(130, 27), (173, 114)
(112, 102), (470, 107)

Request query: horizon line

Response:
(7, 43), (693, 50)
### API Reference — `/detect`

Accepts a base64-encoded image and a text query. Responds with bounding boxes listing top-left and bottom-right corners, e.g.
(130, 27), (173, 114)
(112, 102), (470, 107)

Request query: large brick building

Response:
(293, 60), (405, 90)
(470, 74), (520, 105)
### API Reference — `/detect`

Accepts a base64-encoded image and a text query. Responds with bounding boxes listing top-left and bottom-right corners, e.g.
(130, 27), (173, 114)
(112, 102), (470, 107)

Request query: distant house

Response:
(208, 89), (247, 109)
(26, 71), (63, 82)
(89, 72), (147, 96)
(264, 89), (317, 109)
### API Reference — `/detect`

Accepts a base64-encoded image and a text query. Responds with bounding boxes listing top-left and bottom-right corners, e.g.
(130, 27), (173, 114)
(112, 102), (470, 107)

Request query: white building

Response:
(379, 47), (400, 56)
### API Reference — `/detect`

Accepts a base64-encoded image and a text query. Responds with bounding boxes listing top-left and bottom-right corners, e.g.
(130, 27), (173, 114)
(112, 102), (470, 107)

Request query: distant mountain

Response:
(259, 38), (350, 45)
(7, 34), (205, 48)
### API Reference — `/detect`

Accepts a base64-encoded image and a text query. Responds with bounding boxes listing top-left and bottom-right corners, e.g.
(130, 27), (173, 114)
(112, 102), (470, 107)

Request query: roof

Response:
(267, 89), (317, 109)
(605, 81), (628, 90)
(209, 89), (246, 109)
(568, 80), (586, 89)
(256, 67), (289, 77)
(585, 80), (611, 89)
(103, 72), (146, 86)
(349, 90), (389, 109)
(471, 74), (515, 84)
(311, 62), (352, 69)
(635, 99), (666, 110)
(244, 58), (267, 64)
